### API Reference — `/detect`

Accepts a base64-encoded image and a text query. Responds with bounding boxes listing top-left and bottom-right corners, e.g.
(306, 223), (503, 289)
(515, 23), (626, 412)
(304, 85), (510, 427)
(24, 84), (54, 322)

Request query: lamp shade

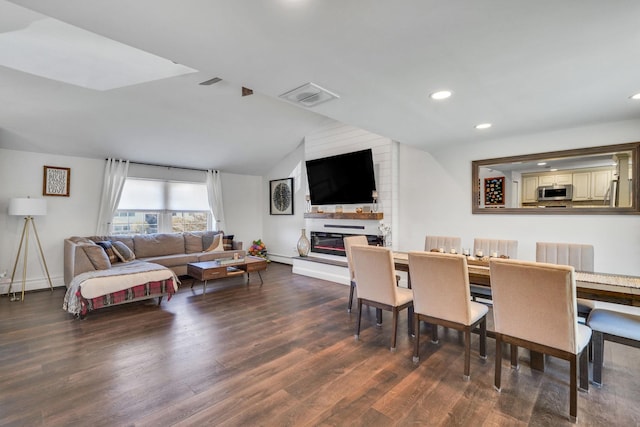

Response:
(8, 198), (47, 216)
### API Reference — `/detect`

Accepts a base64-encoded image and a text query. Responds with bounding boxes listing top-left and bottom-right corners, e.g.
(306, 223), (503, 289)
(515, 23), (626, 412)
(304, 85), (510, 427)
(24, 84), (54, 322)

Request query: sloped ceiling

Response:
(1, 0), (639, 174)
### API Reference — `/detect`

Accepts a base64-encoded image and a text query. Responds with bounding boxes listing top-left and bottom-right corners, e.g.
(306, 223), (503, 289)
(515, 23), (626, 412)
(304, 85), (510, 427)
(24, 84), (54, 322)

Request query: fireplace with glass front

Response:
(310, 231), (383, 256)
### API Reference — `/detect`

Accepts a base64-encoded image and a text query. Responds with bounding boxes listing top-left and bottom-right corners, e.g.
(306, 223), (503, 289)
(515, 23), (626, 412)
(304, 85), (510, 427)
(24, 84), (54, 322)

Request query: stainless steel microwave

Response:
(537, 185), (573, 201)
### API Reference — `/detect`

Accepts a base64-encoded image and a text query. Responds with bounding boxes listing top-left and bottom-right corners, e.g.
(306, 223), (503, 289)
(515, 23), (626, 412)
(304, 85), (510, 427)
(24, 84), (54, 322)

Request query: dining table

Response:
(392, 252), (640, 371)
(392, 253), (640, 306)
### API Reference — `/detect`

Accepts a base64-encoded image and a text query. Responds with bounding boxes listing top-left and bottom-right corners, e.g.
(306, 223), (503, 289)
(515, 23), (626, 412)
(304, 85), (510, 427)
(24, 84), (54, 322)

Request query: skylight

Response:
(0, 15), (197, 91)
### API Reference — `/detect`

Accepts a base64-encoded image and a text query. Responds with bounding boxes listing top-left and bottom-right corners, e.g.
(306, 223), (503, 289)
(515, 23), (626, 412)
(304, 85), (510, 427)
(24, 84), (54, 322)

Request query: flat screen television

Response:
(306, 149), (376, 205)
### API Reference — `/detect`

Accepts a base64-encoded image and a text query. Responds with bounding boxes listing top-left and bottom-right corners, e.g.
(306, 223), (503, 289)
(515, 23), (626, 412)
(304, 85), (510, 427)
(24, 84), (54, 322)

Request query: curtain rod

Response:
(106, 159), (215, 173)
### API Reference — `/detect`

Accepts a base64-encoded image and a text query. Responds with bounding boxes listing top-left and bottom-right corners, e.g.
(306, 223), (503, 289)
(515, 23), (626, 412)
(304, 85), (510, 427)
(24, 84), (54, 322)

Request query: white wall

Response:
(0, 149), (264, 292)
(262, 142), (308, 263)
(0, 149), (104, 293)
(220, 172), (263, 251)
(397, 119), (640, 275)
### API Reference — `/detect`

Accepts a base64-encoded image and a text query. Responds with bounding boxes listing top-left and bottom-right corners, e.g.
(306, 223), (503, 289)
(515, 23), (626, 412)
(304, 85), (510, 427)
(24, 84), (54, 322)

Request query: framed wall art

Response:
(270, 177), (294, 215)
(484, 176), (505, 206)
(43, 165), (71, 197)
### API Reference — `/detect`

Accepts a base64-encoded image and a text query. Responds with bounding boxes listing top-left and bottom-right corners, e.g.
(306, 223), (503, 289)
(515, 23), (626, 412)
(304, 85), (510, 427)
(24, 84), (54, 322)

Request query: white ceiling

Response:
(1, 0), (639, 175)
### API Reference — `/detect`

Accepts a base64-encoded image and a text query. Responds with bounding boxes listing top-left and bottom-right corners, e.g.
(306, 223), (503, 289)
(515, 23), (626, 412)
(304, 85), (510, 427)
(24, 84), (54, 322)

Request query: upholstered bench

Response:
(587, 307), (640, 386)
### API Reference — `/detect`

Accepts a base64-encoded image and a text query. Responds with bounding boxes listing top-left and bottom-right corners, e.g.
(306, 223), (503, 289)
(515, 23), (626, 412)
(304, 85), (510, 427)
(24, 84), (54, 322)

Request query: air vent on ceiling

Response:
(199, 77), (222, 85)
(279, 82), (339, 107)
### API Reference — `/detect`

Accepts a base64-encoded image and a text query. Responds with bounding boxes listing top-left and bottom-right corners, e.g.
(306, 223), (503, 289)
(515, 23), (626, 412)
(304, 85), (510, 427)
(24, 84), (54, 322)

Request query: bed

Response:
(63, 261), (179, 318)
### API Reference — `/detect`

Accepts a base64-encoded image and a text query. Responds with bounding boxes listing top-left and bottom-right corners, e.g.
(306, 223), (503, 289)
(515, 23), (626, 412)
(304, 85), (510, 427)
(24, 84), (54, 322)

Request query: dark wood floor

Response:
(1, 262), (638, 426)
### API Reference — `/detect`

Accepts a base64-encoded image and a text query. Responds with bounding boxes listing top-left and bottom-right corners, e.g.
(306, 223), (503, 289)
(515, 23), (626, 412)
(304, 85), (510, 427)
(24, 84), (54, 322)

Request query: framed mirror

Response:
(472, 142), (640, 215)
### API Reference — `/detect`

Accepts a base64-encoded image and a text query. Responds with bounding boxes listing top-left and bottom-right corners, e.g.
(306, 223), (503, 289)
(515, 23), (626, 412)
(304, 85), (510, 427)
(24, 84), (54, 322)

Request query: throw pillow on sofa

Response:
(184, 232), (204, 254)
(223, 235), (235, 251)
(83, 245), (112, 270)
(96, 241), (119, 264)
(112, 241), (136, 262)
(205, 233), (225, 252)
(69, 236), (96, 245)
(202, 230), (222, 251)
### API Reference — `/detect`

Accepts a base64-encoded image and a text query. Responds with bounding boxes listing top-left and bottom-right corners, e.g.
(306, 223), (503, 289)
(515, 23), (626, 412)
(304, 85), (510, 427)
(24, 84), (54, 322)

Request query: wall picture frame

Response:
(270, 177), (294, 215)
(43, 165), (71, 197)
(484, 176), (505, 206)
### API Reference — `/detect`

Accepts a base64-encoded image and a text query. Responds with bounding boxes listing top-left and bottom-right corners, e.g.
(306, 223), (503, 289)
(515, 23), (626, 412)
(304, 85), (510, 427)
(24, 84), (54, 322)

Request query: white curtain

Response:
(96, 159), (129, 235)
(206, 170), (226, 232)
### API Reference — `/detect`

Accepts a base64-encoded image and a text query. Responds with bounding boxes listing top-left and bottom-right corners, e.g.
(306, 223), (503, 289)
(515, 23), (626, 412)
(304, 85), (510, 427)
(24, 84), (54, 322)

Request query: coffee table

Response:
(187, 256), (268, 295)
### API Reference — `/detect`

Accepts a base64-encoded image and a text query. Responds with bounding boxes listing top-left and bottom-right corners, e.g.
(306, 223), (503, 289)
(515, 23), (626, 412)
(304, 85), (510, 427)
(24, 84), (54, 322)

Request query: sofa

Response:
(64, 231), (245, 285)
(62, 231), (245, 317)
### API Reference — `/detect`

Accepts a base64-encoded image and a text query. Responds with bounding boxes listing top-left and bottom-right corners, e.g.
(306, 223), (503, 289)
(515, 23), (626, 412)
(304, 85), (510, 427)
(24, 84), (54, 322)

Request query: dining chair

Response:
(351, 245), (414, 351)
(536, 242), (594, 319)
(424, 235), (462, 254)
(470, 238), (518, 301)
(587, 306), (640, 386)
(344, 235), (392, 325)
(408, 251), (487, 380)
(490, 258), (591, 422)
(473, 238), (518, 259)
(344, 235), (370, 313)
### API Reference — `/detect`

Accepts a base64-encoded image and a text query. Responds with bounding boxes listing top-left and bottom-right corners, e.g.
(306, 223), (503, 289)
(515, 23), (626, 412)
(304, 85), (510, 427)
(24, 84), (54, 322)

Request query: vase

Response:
(297, 228), (311, 257)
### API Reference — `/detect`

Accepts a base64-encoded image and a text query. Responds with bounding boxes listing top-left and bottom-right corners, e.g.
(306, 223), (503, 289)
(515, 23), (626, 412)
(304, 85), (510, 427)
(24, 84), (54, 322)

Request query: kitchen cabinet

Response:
(522, 176), (539, 203)
(539, 173), (572, 186)
(591, 170), (612, 200)
(572, 170), (612, 201)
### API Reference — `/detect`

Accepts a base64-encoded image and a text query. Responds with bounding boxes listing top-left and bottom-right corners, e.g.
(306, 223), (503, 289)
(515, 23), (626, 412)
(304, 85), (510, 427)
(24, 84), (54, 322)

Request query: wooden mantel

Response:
(303, 212), (383, 220)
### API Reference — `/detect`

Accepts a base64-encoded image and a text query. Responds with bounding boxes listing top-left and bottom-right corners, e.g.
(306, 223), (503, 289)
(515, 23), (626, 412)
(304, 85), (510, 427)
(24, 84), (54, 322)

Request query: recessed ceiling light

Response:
(430, 90), (452, 100)
(550, 168), (558, 172)
(475, 123), (492, 129)
(630, 93), (640, 100)
(537, 162), (547, 166)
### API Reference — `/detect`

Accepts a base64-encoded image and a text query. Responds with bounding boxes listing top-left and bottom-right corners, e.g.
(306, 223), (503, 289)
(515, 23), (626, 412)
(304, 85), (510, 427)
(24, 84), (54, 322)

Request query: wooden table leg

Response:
(530, 350), (545, 371)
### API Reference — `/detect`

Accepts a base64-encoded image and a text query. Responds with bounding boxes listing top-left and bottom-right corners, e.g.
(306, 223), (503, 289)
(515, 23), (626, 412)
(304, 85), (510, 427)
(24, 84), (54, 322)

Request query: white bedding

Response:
(63, 261), (179, 314)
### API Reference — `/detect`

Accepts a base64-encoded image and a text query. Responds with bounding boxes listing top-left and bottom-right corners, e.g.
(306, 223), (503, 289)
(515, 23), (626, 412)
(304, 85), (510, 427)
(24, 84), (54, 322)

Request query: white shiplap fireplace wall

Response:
(292, 121), (399, 285)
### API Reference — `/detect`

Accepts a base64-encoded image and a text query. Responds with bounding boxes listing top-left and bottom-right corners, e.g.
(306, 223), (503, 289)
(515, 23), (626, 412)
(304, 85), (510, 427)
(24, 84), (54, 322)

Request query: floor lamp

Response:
(8, 197), (53, 302)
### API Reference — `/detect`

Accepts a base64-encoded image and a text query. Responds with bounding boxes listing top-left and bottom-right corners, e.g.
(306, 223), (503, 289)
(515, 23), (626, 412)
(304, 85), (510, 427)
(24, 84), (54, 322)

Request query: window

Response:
(112, 211), (159, 235)
(171, 212), (208, 232)
(113, 178), (210, 235)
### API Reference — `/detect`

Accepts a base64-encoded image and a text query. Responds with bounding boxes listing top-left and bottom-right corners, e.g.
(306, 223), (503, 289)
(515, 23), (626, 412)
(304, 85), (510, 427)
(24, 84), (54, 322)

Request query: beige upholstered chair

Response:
(351, 245), (414, 351)
(470, 238), (518, 301)
(490, 258), (591, 422)
(536, 242), (595, 318)
(536, 242), (594, 271)
(344, 235), (370, 313)
(408, 251), (488, 380)
(424, 235), (462, 254)
(473, 238), (518, 259)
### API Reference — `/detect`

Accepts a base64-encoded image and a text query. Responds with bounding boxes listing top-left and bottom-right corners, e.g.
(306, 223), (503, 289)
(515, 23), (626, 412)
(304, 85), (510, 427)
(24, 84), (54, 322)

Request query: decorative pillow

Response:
(205, 233), (225, 252)
(83, 245), (112, 270)
(111, 236), (135, 252)
(184, 232), (204, 254)
(69, 236), (96, 245)
(112, 241), (136, 262)
(223, 235), (234, 251)
(95, 241), (119, 264)
(202, 231), (222, 251)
